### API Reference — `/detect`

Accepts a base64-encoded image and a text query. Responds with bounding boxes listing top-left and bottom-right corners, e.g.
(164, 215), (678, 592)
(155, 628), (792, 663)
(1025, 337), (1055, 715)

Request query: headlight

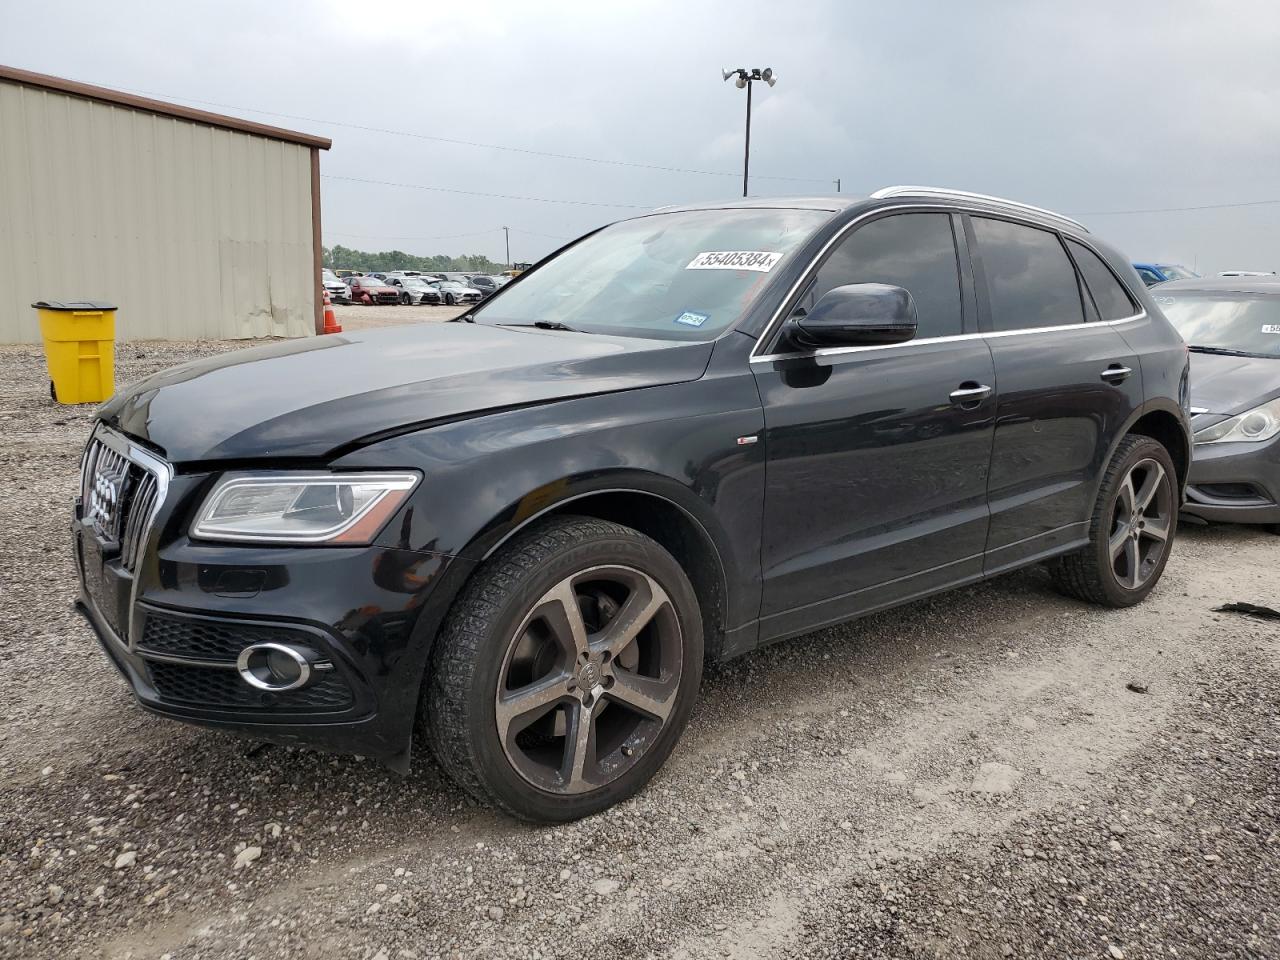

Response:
(1193, 397), (1280, 445)
(192, 472), (419, 544)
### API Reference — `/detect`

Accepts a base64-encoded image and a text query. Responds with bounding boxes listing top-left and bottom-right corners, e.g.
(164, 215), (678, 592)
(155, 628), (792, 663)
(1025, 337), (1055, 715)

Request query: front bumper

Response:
(73, 466), (468, 769)
(1183, 434), (1280, 524)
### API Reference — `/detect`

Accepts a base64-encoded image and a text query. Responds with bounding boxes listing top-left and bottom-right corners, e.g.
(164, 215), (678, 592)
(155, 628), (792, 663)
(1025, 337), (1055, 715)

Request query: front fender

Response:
(333, 370), (767, 643)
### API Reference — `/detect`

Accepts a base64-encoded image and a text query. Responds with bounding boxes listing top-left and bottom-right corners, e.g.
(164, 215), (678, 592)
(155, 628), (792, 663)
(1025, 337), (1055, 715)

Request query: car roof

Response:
(1157, 276), (1280, 295)
(651, 187), (1088, 234)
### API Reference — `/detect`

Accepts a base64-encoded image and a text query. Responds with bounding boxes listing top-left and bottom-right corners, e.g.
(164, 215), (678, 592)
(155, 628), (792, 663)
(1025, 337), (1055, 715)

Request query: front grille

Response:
(81, 434), (163, 573)
(138, 612), (323, 663)
(147, 660), (354, 711)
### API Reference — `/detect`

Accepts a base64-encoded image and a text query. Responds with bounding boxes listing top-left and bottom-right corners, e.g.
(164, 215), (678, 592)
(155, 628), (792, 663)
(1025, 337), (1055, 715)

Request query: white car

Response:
(322, 268), (350, 304)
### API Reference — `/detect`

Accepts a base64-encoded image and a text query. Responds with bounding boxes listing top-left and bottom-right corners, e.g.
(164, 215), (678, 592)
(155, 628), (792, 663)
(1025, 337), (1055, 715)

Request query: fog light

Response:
(236, 642), (314, 692)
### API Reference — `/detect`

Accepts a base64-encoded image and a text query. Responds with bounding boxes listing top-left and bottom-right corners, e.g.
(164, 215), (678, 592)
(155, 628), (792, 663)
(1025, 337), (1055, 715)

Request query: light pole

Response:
(721, 67), (776, 197)
(503, 226), (510, 269)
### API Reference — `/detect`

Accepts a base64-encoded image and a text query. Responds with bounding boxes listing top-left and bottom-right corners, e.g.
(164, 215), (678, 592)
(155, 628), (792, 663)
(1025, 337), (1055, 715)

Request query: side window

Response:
(972, 217), (1084, 331)
(808, 213), (964, 340)
(1067, 240), (1137, 321)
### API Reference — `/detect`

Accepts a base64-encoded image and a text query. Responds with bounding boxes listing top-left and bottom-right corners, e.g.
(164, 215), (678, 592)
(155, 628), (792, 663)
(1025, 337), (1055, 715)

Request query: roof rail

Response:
(870, 185), (1088, 232)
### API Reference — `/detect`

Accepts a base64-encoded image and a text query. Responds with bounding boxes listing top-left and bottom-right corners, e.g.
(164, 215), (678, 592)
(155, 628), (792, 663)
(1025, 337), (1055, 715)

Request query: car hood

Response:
(1189, 351), (1280, 414)
(98, 323), (714, 463)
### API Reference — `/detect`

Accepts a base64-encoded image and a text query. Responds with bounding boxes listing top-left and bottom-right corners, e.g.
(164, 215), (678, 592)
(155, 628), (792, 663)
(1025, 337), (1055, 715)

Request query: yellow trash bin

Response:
(34, 300), (117, 405)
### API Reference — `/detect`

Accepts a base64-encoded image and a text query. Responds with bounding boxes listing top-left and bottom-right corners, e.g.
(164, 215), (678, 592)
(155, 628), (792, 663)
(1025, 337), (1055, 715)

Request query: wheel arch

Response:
(476, 484), (730, 663)
(1123, 402), (1191, 493)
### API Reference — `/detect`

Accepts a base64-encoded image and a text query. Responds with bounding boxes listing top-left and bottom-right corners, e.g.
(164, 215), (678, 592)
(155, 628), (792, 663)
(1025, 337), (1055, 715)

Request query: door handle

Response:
(949, 383), (993, 406)
(1100, 364), (1133, 384)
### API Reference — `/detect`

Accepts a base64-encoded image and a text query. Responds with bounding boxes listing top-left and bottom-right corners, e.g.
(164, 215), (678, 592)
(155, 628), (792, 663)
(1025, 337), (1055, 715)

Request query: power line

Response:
(325, 227), (507, 242)
(321, 174), (648, 209)
(1083, 198), (1280, 216)
(92, 79), (832, 184)
(325, 225), (575, 244)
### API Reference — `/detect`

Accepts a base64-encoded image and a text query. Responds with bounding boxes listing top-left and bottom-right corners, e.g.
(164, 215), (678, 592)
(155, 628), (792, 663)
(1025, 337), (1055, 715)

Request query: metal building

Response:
(0, 65), (332, 343)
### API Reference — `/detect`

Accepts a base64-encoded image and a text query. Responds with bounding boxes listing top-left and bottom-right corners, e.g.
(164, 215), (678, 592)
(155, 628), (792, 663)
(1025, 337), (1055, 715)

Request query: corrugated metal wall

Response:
(0, 79), (316, 343)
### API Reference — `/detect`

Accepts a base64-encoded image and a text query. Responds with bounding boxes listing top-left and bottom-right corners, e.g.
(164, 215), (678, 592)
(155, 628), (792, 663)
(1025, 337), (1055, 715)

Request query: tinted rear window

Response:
(973, 218), (1084, 331)
(1068, 240), (1136, 321)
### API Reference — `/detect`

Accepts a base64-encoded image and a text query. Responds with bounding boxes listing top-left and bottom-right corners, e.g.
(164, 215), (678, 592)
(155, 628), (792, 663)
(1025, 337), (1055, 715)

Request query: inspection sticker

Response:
(675, 311), (710, 327)
(1262, 324), (1280, 334)
(686, 250), (782, 272)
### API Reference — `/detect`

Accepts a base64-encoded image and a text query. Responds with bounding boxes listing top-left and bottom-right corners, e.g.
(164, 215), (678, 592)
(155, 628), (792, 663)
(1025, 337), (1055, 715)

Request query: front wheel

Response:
(445, 293), (456, 305)
(400, 292), (411, 305)
(1048, 435), (1178, 607)
(424, 516), (703, 822)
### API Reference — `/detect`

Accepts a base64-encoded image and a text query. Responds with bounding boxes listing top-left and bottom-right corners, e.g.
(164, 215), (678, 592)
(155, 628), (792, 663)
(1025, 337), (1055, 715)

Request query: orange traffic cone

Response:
(322, 289), (342, 334)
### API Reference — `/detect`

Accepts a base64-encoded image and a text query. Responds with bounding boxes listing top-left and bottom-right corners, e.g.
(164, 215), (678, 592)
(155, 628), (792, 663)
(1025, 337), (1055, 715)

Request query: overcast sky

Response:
(3, 0), (1278, 273)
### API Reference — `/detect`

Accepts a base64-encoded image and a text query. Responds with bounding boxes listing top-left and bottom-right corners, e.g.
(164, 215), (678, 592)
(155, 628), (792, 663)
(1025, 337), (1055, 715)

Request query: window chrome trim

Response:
(749, 202), (1144, 363)
(870, 185), (1088, 232)
(750, 311), (1146, 363)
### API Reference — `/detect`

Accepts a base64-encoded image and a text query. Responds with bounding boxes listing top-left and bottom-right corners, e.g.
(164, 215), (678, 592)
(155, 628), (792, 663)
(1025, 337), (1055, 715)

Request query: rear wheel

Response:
(425, 516), (702, 822)
(1048, 435), (1178, 607)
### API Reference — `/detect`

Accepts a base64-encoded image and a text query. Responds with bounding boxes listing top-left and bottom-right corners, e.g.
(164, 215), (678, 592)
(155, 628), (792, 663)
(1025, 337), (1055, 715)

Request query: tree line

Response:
(323, 245), (507, 275)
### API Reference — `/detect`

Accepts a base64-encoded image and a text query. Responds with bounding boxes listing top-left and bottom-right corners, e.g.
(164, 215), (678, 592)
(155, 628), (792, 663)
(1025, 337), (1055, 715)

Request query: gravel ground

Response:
(0, 336), (1277, 960)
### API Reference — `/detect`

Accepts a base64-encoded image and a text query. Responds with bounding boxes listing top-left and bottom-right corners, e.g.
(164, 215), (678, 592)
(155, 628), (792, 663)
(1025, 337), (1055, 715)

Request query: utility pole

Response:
(503, 226), (510, 269)
(834, 178), (841, 193)
(722, 68), (776, 198)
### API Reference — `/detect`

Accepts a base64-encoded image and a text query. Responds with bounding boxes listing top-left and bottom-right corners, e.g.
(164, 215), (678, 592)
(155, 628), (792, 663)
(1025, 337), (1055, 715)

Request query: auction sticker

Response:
(686, 251), (782, 272)
(675, 311), (710, 327)
(1263, 324), (1280, 334)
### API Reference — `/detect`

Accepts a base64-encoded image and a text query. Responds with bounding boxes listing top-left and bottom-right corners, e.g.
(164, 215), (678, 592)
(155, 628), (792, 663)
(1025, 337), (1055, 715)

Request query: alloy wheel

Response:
(494, 565), (683, 795)
(1108, 457), (1173, 589)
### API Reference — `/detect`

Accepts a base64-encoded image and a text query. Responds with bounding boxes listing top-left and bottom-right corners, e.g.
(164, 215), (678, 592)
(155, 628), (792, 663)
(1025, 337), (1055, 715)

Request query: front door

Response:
(752, 211), (996, 643)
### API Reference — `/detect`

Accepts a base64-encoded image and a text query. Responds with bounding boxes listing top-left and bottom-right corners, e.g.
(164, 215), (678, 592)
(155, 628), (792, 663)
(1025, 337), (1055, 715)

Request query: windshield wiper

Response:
(1188, 345), (1270, 358)
(500, 320), (584, 333)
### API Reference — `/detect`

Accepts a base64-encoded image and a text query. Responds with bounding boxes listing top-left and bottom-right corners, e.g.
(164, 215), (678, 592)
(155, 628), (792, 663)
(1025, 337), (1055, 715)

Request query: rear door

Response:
(968, 216), (1143, 573)
(753, 211), (997, 641)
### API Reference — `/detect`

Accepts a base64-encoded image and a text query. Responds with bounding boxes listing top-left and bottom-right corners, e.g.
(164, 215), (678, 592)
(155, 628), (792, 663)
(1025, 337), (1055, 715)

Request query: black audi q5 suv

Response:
(74, 186), (1191, 821)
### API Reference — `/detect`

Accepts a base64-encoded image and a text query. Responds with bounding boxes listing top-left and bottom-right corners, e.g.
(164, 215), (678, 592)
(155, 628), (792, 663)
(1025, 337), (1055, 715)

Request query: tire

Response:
(445, 293), (456, 306)
(1048, 435), (1178, 607)
(400, 292), (411, 305)
(424, 515), (703, 822)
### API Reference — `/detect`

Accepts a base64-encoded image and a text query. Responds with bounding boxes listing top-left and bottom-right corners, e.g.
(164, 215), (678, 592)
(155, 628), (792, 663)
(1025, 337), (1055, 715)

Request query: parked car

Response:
(322, 269), (350, 304)
(72, 186), (1189, 823)
(434, 280), (483, 305)
(346, 275), (399, 305)
(387, 276), (443, 305)
(1152, 276), (1280, 532)
(1133, 262), (1199, 286)
(467, 275), (508, 298)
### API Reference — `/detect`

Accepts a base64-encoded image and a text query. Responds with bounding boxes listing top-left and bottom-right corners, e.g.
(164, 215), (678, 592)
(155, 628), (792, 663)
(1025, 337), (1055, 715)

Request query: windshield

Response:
(472, 208), (828, 340)
(1155, 292), (1280, 357)
(322, 269), (339, 282)
(438, 281), (468, 290)
(402, 278), (430, 288)
(1157, 264), (1197, 281)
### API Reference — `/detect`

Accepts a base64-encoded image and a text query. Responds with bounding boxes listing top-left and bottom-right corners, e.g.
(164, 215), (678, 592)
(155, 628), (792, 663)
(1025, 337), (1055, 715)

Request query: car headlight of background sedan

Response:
(1193, 397), (1280, 445)
(192, 472), (420, 544)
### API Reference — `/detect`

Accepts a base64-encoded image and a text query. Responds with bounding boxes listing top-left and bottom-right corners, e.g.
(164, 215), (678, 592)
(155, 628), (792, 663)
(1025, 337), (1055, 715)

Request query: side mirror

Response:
(786, 283), (917, 349)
